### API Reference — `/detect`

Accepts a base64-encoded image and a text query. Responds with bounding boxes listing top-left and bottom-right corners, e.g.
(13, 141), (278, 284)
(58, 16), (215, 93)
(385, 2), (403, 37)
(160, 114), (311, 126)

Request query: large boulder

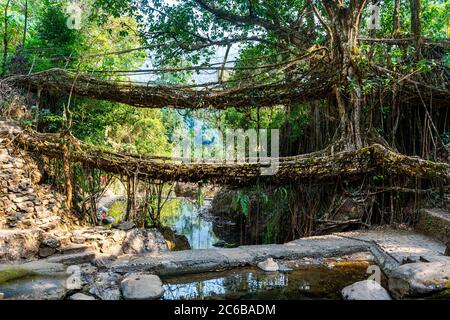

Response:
(0, 229), (43, 261)
(341, 280), (391, 300)
(120, 273), (165, 300)
(388, 261), (450, 299)
(88, 272), (121, 300)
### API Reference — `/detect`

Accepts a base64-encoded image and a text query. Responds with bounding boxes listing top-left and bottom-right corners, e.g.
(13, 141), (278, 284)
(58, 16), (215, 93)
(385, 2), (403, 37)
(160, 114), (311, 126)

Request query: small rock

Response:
(78, 263), (98, 285)
(257, 258), (279, 272)
(388, 261), (450, 298)
(41, 238), (61, 249)
(112, 221), (135, 231)
(89, 287), (121, 300)
(213, 240), (227, 248)
(342, 280), (391, 300)
(39, 246), (56, 258)
(120, 273), (165, 300)
(79, 263), (97, 275)
(69, 293), (96, 300)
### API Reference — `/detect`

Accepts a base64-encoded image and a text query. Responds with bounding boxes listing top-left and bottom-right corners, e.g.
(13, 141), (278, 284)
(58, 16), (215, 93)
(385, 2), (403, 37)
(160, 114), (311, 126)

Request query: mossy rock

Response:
(160, 227), (191, 251)
(421, 279), (450, 299)
(0, 268), (36, 284)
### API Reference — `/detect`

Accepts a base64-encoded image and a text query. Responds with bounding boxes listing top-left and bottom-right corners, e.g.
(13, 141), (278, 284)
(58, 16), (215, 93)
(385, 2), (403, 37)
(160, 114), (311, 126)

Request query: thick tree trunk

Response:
(392, 0), (401, 38)
(324, 1), (366, 150)
(2, 0), (11, 76)
(62, 140), (73, 210)
(410, 0), (422, 56)
(62, 104), (73, 211)
(22, 0), (28, 47)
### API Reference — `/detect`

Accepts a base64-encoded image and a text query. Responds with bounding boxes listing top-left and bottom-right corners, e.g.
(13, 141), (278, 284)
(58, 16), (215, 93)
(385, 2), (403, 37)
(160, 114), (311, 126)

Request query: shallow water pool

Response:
(161, 263), (386, 300)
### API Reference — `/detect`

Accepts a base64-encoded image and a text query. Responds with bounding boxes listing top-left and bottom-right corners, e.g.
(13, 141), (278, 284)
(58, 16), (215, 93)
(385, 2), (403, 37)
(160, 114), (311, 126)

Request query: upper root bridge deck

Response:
(3, 68), (331, 109)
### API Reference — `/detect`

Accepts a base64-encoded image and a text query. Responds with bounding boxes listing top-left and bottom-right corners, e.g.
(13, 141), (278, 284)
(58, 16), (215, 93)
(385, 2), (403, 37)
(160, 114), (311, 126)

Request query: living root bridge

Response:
(3, 68), (331, 109)
(3, 130), (449, 185)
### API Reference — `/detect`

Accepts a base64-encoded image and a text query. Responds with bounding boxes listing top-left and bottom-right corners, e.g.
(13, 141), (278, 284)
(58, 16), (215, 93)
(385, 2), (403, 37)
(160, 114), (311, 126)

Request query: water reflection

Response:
(105, 197), (234, 249)
(162, 265), (380, 300)
(161, 199), (220, 249)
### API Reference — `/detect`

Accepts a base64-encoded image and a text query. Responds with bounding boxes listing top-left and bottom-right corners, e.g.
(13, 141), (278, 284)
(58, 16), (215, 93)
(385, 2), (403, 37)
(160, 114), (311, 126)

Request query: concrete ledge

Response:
(108, 235), (369, 275)
(416, 208), (450, 243)
(108, 229), (447, 278)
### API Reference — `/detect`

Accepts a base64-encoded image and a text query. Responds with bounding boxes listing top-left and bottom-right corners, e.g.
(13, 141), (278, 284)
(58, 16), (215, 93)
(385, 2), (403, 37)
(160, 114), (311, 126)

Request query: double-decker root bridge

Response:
(1, 55), (448, 186)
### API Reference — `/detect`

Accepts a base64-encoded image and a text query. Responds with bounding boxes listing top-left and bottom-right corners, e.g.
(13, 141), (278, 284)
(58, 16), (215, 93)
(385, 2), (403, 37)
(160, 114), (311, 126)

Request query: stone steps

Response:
(57, 243), (93, 255)
(46, 251), (96, 265)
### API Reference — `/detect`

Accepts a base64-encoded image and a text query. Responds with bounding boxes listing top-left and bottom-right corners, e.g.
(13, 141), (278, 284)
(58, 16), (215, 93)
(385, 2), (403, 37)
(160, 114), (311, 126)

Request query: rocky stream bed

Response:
(0, 228), (449, 300)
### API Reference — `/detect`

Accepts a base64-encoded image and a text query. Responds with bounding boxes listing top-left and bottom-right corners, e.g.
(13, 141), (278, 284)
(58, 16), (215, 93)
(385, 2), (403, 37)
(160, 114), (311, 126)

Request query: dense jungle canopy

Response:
(0, 0), (448, 242)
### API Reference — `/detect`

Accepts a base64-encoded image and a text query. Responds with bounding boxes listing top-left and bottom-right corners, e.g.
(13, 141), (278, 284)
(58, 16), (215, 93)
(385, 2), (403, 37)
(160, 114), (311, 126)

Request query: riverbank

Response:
(1, 227), (448, 300)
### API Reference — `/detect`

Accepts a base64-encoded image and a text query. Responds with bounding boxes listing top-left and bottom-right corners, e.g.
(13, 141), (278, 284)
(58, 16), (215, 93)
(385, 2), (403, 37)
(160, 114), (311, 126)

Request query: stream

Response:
(107, 197), (239, 250)
(162, 199), (221, 249)
(161, 263), (386, 300)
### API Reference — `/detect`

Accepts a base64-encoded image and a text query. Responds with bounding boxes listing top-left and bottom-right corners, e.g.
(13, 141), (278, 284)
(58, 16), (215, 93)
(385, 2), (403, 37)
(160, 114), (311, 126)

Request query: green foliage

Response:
(231, 190), (250, 217)
(274, 186), (288, 200)
(108, 200), (126, 223)
(372, 174), (384, 182)
(20, 0), (83, 71)
(195, 186), (205, 208)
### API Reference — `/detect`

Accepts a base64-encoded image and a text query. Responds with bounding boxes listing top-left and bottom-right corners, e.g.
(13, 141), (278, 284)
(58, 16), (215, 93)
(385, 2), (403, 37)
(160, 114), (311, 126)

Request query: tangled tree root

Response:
(1, 128), (448, 185)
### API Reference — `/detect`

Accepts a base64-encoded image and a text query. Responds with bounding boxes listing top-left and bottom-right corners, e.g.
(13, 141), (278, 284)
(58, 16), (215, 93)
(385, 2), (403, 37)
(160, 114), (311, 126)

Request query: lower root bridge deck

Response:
(2, 129), (448, 185)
